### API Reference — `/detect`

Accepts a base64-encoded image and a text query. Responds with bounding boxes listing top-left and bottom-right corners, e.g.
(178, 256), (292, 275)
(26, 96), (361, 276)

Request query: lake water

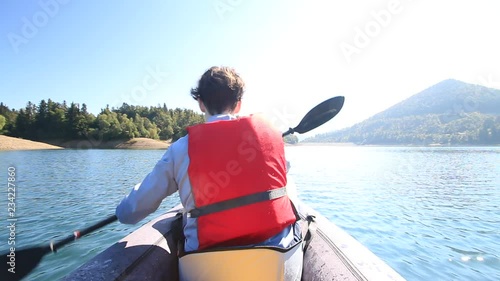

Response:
(0, 146), (499, 281)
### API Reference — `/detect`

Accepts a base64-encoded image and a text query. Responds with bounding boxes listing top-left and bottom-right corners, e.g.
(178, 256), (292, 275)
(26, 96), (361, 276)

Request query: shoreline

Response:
(47, 137), (170, 150)
(2, 135), (498, 151)
(0, 136), (170, 151)
(291, 142), (500, 147)
(0, 135), (63, 151)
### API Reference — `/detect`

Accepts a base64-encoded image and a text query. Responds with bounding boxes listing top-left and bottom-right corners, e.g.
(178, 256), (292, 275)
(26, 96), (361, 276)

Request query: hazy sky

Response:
(1, 0), (499, 137)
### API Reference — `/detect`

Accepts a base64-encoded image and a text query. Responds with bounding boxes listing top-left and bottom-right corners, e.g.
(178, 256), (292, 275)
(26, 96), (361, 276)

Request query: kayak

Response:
(62, 199), (406, 280)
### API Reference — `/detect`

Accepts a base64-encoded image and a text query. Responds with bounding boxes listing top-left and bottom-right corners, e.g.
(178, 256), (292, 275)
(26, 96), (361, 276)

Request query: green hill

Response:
(305, 79), (500, 145)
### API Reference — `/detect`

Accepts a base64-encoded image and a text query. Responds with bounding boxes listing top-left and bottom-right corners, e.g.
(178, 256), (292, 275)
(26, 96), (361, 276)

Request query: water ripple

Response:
(287, 145), (500, 281)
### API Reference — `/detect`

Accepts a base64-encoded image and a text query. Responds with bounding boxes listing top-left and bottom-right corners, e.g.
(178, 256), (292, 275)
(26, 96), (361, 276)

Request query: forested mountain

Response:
(305, 79), (500, 145)
(0, 100), (204, 142)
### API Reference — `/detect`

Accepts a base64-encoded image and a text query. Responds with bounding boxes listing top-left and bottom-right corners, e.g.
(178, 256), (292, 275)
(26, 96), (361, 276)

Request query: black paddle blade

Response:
(0, 216), (117, 281)
(1, 246), (51, 281)
(283, 96), (345, 137)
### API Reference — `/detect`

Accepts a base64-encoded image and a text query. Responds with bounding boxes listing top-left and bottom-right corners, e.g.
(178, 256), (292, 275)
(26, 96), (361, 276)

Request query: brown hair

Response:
(190, 66), (245, 115)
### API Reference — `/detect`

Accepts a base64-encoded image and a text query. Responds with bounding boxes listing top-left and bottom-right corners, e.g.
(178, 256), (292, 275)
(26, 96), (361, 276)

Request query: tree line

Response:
(0, 100), (205, 142)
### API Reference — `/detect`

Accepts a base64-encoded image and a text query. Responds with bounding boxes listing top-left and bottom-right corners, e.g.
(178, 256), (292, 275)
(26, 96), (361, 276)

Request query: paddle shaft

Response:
(51, 96), (342, 250)
(49, 96), (343, 249)
(51, 215), (117, 252)
(38, 96), (343, 252)
(282, 128), (295, 137)
(0, 215), (118, 281)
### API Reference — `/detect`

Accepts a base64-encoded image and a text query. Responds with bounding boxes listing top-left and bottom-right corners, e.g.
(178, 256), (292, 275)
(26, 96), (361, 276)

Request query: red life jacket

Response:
(187, 115), (297, 250)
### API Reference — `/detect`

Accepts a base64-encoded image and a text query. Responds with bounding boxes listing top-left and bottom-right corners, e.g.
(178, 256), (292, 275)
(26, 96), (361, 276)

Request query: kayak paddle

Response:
(0, 95), (345, 280)
(1, 215), (117, 281)
(282, 96), (345, 137)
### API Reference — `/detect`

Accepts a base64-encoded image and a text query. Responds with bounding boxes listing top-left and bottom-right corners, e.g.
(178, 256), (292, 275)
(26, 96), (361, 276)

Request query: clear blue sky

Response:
(1, 0), (500, 137)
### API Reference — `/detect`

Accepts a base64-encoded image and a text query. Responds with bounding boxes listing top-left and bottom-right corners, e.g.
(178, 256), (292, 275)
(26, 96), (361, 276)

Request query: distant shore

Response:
(0, 135), (63, 150)
(3, 135), (497, 151)
(0, 136), (170, 151)
(296, 142), (500, 147)
(289, 142), (357, 146)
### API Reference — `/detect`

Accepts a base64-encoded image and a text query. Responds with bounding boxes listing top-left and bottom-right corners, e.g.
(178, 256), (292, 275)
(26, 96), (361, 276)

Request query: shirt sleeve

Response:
(115, 147), (179, 224)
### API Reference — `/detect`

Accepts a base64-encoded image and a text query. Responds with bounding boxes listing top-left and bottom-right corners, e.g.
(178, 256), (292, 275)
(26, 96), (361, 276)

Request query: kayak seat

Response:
(178, 241), (302, 281)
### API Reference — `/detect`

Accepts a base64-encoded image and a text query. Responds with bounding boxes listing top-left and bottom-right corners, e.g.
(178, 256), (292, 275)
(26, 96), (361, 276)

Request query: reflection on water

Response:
(286, 146), (500, 281)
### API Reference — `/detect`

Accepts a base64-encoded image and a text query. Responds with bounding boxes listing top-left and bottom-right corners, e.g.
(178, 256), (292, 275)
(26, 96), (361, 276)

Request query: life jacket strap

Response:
(188, 187), (287, 218)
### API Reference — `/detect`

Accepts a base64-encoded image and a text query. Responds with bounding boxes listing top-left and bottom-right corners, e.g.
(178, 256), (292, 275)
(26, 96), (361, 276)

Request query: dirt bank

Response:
(49, 137), (171, 149)
(0, 135), (63, 150)
(0, 136), (171, 150)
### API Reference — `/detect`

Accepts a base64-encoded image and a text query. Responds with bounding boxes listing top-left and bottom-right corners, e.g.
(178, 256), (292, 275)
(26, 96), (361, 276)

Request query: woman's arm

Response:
(116, 147), (179, 224)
